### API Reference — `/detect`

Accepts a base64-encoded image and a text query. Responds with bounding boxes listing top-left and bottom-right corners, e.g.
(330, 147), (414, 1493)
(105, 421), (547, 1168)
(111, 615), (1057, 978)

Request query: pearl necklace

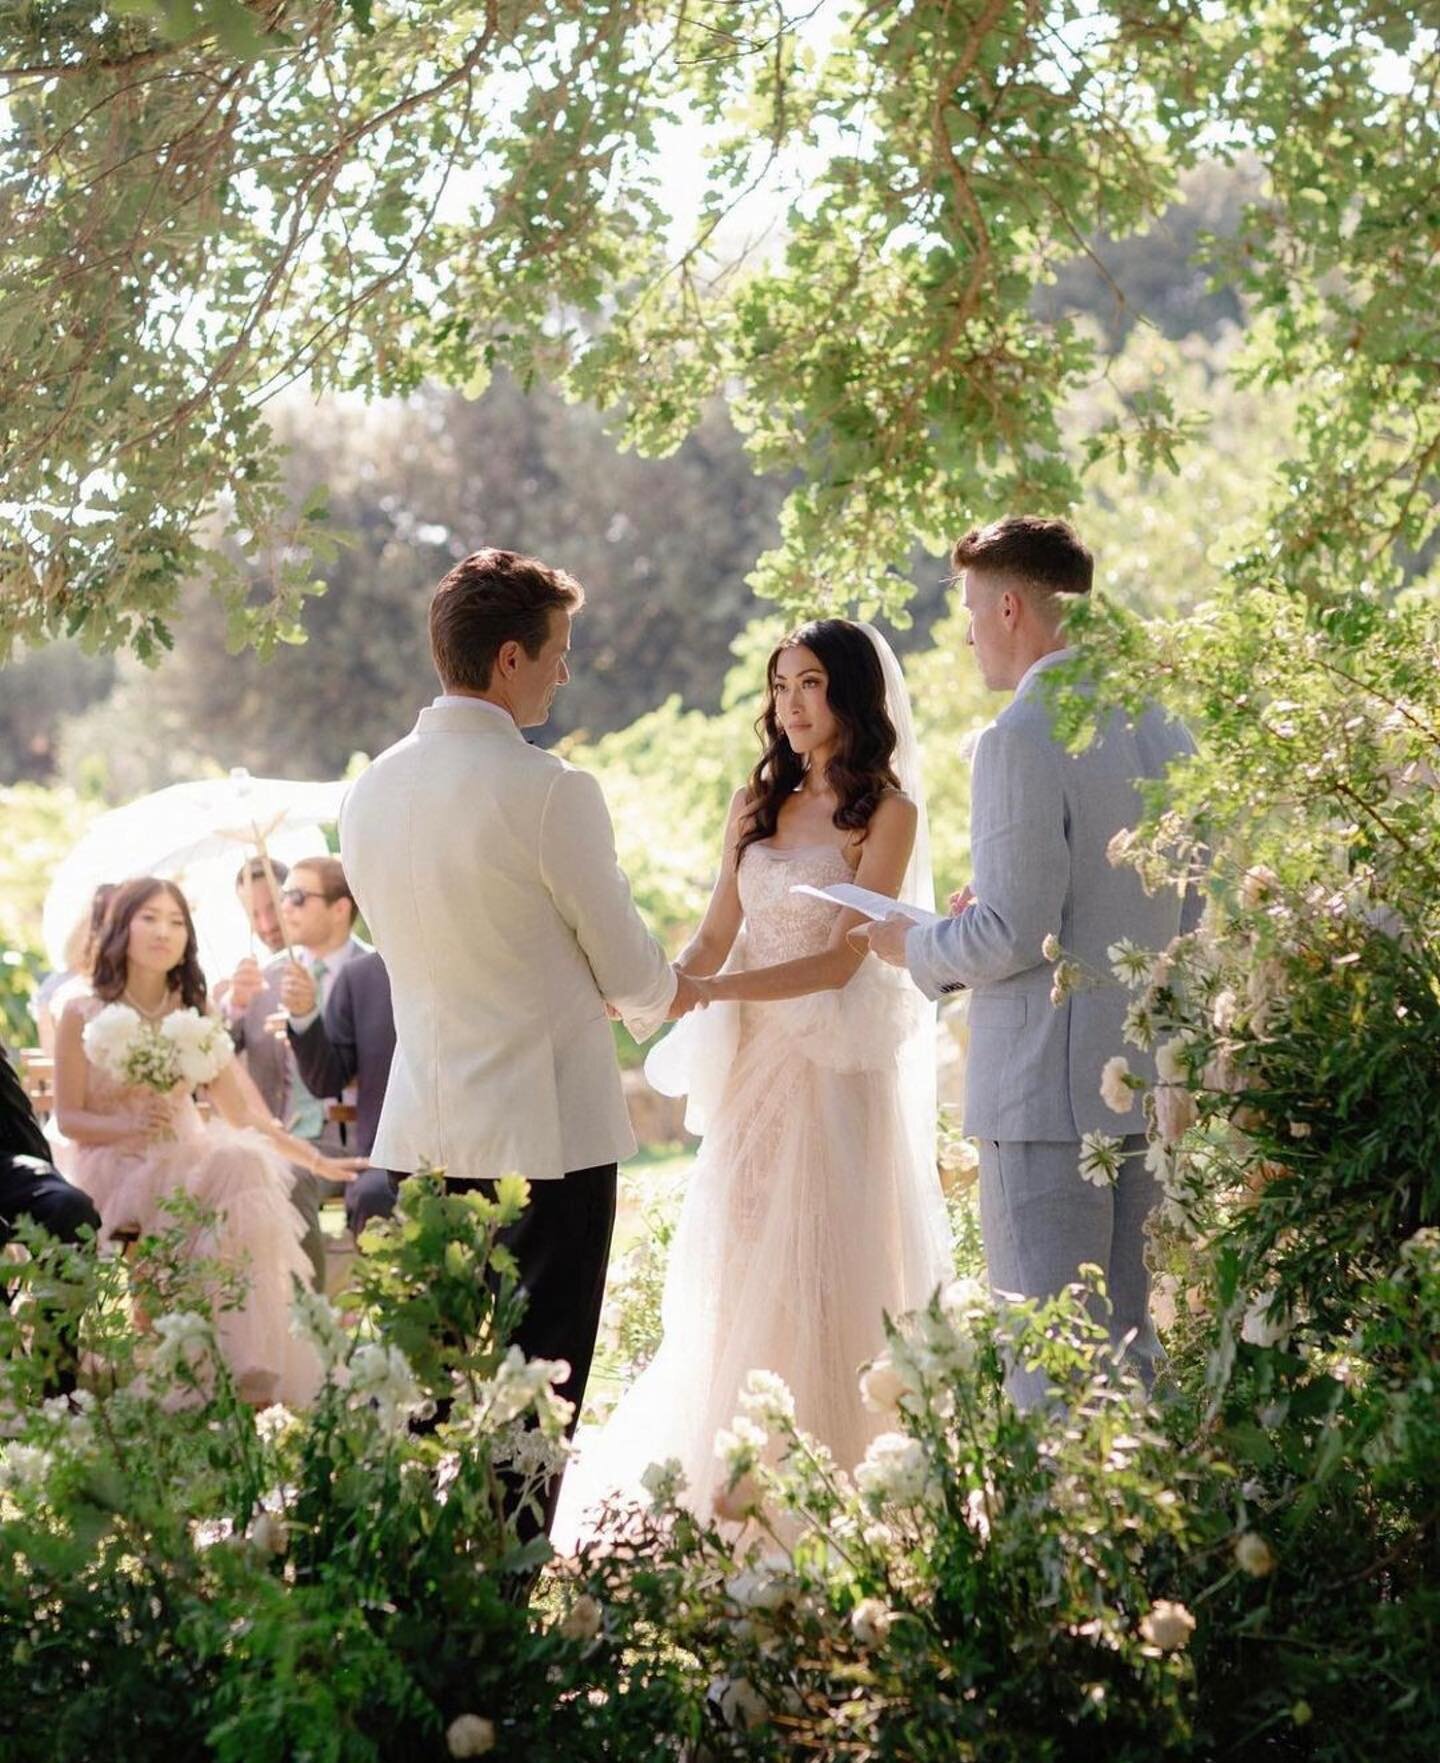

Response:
(122, 988), (172, 1022)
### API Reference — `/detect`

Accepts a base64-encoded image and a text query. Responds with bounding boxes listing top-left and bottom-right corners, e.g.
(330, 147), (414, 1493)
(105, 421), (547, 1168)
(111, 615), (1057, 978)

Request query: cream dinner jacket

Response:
(339, 698), (676, 1182)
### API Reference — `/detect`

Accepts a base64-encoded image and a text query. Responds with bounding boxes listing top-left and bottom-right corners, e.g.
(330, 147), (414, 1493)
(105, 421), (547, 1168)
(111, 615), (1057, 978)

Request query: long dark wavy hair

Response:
(736, 619), (901, 865)
(90, 877), (208, 1011)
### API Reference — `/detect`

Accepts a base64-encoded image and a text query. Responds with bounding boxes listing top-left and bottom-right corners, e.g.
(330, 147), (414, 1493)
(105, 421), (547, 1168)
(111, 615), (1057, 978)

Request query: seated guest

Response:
(54, 877), (362, 1405)
(282, 948), (401, 1238)
(213, 858), (290, 1019)
(33, 882), (117, 1054)
(225, 857), (369, 1285)
(3, 1034), (102, 1395)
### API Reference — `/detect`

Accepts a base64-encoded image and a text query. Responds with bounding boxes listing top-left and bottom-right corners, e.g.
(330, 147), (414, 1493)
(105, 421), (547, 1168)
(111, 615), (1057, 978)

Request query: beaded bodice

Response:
(738, 843), (857, 967)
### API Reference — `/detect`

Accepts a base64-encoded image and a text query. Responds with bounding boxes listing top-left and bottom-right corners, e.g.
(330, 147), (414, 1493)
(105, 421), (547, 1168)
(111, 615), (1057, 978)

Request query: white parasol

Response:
(42, 768), (350, 985)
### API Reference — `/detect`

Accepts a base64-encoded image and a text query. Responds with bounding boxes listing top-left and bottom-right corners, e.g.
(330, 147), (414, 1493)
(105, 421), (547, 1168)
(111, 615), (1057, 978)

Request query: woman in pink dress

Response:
(55, 876), (361, 1406)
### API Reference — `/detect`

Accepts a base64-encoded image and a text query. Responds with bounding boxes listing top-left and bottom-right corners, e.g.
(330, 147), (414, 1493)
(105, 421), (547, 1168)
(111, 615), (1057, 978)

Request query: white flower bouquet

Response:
(82, 1002), (234, 1094)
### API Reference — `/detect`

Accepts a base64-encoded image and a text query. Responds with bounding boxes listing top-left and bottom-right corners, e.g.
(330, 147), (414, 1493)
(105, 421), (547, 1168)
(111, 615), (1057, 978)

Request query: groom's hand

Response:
(847, 915), (911, 969)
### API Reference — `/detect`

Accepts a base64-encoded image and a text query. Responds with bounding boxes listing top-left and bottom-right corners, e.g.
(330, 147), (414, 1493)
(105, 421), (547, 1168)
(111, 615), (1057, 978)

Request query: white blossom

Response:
(1099, 1055), (1133, 1114)
(1140, 1599), (1196, 1651)
(481, 1345), (572, 1430)
(1106, 827), (1137, 868)
(290, 1287), (348, 1370)
(248, 1511), (288, 1557)
(715, 1414), (767, 1478)
(859, 1352), (915, 1417)
(558, 1594), (604, 1642)
(0, 1442), (53, 1497)
(1211, 988), (1239, 1033)
(158, 1008), (235, 1086)
(150, 1310), (212, 1380)
(855, 1432), (931, 1507)
(446, 1714), (497, 1757)
(346, 1341), (422, 1429)
(254, 1403), (297, 1445)
(739, 1369), (796, 1427)
(1122, 997), (1157, 1051)
(639, 1457), (687, 1507)
(850, 1597), (895, 1647)
(1154, 1036), (1191, 1086)
(1235, 1531), (1276, 1577)
(81, 1003), (146, 1082)
(1107, 939), (1153, 987)
(1041, 932), (1063, 962)
(1078, 1132), (1125, 1188)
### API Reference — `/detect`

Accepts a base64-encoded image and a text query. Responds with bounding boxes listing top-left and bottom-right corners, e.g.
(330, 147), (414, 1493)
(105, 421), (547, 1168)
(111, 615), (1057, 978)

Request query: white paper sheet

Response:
(790, 882), (942, 926)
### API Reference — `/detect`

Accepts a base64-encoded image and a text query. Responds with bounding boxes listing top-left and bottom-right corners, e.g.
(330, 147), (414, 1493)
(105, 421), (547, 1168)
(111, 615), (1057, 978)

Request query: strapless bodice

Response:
(738, 843), (856, 967)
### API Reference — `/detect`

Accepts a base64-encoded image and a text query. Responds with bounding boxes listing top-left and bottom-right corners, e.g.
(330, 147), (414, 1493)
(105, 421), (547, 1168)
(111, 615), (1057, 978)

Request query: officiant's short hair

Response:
(430, 548), (585, 692)
(951, 517), (1093, 599)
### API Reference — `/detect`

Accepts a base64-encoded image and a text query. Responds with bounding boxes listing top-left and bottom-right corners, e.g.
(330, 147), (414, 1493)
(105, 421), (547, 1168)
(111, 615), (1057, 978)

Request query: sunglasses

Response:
(280, 887), (332, 907)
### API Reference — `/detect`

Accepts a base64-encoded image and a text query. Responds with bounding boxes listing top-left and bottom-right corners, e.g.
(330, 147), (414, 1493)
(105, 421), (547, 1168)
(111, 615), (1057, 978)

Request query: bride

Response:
(555, 619), (952, 1538)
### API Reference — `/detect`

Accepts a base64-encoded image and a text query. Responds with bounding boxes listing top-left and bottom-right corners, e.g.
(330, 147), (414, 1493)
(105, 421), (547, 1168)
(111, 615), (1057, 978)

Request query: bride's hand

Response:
(313, 1154), (368, 1183)
(138, 1092), (179, 1139)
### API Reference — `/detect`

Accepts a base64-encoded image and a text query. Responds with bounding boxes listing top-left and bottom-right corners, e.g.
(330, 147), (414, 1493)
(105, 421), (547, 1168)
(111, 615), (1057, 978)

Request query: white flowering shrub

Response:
(0, 1177), (698, 1761)
(570, 1283), (1201, 1762)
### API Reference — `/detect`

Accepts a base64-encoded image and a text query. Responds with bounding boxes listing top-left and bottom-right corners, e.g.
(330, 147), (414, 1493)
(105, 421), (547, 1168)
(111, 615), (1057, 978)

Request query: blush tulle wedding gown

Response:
(553, 839), (953, 1543)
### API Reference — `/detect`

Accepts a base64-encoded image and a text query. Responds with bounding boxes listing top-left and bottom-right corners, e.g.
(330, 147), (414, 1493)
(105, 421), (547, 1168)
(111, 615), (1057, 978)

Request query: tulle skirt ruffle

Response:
(554, 1004), (952, 1547)
(73, 1120), (322, 1407)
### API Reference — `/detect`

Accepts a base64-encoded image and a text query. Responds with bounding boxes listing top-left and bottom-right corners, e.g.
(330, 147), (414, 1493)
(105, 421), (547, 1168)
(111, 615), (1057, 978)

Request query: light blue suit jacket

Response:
(907, 650), (1200, 1142)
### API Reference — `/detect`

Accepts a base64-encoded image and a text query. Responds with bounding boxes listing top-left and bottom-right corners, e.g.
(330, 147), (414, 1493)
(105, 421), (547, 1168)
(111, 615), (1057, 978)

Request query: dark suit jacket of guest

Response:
(287, 951), (396, 1162)
(1, 1040), (51, 1163)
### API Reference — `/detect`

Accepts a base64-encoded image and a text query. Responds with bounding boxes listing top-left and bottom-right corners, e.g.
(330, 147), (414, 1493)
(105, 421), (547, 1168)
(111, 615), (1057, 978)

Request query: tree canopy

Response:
(3, 0), (1435, 661)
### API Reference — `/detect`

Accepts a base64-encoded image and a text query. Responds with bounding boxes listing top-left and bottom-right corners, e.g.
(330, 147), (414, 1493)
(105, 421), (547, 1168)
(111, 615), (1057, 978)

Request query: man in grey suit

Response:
(857, 516), (1199, 1405)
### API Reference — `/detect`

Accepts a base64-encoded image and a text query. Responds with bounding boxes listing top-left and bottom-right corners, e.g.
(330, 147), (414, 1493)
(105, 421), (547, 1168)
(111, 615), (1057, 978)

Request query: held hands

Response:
(278, 961), (317, 1018)
(666, 968), (708, 1020)
(949, 884), (976, 916)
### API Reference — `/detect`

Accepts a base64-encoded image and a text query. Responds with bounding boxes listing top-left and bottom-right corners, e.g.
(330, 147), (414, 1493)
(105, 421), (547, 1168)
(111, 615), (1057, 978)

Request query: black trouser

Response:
(345, 1166), (403, 1238)
(1, 1153), (101, 1395)
(463, 1163), (618, 1542)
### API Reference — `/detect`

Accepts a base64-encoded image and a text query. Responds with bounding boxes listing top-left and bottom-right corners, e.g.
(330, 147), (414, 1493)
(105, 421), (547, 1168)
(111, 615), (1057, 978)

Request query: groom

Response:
(340, 547), (696, 1532)
(857, 516), (1199, 1405)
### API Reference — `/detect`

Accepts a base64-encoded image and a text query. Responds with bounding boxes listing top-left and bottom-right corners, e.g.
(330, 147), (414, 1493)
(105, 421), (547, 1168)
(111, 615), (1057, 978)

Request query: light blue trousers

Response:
(978, 1134), (1161, 1409)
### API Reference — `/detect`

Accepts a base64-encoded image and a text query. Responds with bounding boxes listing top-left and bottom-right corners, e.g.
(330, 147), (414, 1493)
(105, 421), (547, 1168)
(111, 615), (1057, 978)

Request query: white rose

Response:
(559, 1594), (603, 1642)
(1099, 1055), (1133, 1114)
(1140, 1598), (1196, 1651)
(1234, 1531), (1276, 1577)
(739, 1368), (796, 1427)
(850, 1597), (894, 1647)
(1154, 1082), (1197, 1145)
(446, 1714), (497, 1756)
(855, 1432), (931, 1506)
(1154, 1036), (1190, 1086)
(859, 1353), (912, 1417)
(150, 1310), (212, 1379)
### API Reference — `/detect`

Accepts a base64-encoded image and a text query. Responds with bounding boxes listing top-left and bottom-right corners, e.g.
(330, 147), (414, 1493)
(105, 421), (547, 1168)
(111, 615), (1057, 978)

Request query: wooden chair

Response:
(19, 1050), (54, 1118)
